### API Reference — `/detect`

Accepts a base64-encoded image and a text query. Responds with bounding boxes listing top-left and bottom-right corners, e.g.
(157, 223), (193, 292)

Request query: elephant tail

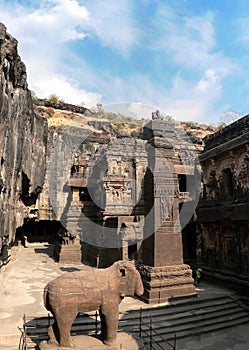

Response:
(43, 284), (52, 312)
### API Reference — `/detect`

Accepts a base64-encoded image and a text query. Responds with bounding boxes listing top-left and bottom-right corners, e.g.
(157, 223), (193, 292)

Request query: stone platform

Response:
(39, 333), (144, 350)
(139, 263), (196, 304)
(53, 242), (82, 264)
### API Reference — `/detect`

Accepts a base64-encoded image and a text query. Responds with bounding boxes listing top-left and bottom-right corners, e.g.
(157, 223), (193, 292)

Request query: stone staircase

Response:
(23, 289), (249, 349)
(119, 293), (249, 349)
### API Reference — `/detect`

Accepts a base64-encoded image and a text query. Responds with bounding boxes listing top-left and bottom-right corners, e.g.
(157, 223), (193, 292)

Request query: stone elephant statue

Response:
(43, 260), (144, 348)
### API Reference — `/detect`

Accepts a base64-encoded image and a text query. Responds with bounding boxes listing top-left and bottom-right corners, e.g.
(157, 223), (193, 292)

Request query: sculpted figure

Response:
(43, 261), (144, 348)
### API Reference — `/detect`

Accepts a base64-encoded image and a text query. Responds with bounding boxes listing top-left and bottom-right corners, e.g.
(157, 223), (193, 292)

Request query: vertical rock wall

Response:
(0, 23), (47, 256)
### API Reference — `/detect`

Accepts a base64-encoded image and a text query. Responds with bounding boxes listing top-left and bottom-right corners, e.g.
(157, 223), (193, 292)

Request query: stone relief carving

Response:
(206, 170), (219, 199)
(160, 197), (173, 221)
(236, 154), (249, 188)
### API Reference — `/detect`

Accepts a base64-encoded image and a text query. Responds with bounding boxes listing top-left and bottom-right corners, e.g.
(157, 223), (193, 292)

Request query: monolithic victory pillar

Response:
(139, 111), (196, 303)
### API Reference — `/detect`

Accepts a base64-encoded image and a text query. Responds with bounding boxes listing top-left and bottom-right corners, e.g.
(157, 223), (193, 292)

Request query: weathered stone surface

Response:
(39, 333), (144, 350)
(139, 264), (196, 304)
(54, 239), (82, 263)
(0, 23), (47, 261)
(197, 115), (249, 288)
(139, 112), (197, 302)
(202, 114), (249, 152)
(37, 98), (90, 115)
(43, 261), (143, 348)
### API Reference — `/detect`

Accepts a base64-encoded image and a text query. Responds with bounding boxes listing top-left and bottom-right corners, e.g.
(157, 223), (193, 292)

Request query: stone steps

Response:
(24, 293), (249, 349)
(119, 294), (249, 348)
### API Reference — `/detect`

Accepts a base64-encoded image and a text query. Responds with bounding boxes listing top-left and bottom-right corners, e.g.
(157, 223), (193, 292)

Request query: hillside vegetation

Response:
(34, 97), (220, 142)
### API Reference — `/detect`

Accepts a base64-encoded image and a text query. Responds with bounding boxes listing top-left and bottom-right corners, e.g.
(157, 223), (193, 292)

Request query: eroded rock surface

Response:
(0, 23), (47, 258)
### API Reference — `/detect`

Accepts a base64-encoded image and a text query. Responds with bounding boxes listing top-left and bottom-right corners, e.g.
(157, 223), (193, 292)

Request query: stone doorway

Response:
(182, 222), (197, 265)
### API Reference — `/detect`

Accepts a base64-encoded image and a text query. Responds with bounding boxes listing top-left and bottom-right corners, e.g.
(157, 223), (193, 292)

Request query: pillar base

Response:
(138, 264), (196, 304)
(39, 333), (144, 350)
(54, 241), (82, 264)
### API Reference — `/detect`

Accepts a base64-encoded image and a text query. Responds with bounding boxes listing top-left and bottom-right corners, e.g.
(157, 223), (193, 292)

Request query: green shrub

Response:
(31, 90), (39, 105)
(47, 94), (64, 105)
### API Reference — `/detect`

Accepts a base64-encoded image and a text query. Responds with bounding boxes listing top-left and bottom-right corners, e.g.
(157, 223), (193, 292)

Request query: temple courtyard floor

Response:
(0, 243), (249, 350)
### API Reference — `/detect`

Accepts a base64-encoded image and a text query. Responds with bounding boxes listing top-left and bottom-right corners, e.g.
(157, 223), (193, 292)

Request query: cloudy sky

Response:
(1, 0), (249, 123)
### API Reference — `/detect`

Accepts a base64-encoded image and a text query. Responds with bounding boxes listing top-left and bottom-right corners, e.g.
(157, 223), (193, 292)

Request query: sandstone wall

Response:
(0, 23), (47, 255)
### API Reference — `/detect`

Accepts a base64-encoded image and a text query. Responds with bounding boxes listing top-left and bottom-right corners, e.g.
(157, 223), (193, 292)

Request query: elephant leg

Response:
(101, 305), (119, 346)
(56, 311), (77, 348)
(99, 309), (107, 340)
(47, 321), (59, 345)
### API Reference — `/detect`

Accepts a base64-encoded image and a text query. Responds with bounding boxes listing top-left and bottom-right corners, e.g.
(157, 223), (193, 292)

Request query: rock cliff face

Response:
(0, 23), (47, 258)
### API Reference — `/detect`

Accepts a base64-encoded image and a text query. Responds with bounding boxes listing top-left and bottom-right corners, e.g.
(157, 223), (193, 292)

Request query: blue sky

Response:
(1, 0), (249, 123)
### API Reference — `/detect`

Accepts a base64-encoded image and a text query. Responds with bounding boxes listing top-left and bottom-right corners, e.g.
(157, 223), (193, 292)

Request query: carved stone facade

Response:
(45, 132), (148, 266)
(34, 111), (199, 303)
(1, 24), (199, 304)
(197, 115), (249, 292)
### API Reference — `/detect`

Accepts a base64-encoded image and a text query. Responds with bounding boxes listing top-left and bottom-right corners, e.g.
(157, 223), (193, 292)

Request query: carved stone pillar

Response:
(139, 115), (196, 303)
(121, 239), (129, 260)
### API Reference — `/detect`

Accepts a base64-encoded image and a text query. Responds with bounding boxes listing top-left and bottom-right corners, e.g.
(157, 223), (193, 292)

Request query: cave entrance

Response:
(16, 220), (62, 244)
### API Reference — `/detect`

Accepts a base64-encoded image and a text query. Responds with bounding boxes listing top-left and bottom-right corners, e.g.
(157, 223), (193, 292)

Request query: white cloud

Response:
(34, 74), (101, 107)
(125, 3), (235, 123)
(0, 0), (138, 106)
(237, 17), (249, 43)
(162, 69), (223, 122)
(195, 69), (221, 93)
(85, 0), (137, 56)
(154, 6), (236, 78)
(0, 0), (89, 44)
(0, 1), (239, 123)
(166, 99), (205, 121)
(91, 70), (222, 123)
(0, 0), (100, 105)
(108, 70), (223, 123)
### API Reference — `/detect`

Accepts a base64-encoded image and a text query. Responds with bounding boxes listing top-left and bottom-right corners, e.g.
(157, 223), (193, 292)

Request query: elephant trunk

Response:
(43, 284), (52, 312)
